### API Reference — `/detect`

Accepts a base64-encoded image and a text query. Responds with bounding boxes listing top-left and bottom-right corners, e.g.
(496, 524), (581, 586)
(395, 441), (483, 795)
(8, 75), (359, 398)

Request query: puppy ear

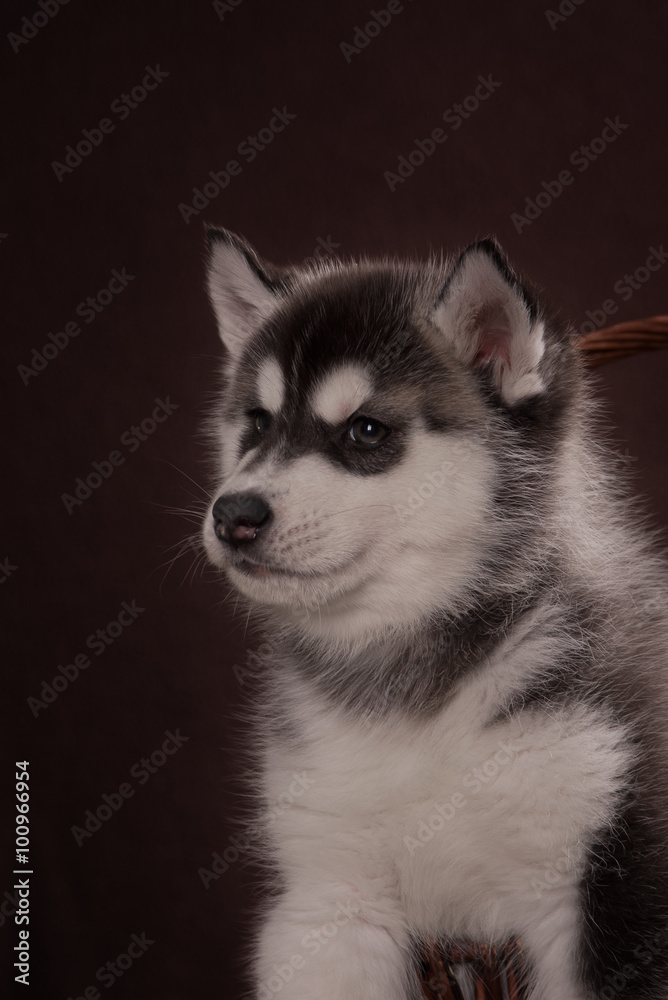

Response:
(205, 227), (290, 357)
(432, 238), (546, 405)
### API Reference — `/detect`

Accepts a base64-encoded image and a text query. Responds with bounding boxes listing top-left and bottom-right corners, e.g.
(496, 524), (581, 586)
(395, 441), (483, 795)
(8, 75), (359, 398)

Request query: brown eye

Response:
(348, 417), (390, 448)
(250, 409), (271, 434)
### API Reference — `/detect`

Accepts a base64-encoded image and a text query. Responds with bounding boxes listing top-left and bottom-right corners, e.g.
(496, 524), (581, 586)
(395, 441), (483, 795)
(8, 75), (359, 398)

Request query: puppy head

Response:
(202, 230), (575, 640)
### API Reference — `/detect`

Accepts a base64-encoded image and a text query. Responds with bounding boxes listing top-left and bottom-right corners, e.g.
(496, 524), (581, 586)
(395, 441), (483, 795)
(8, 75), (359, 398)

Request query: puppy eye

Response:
(348, 416), (390, 448)
(250, 409), (271, 434)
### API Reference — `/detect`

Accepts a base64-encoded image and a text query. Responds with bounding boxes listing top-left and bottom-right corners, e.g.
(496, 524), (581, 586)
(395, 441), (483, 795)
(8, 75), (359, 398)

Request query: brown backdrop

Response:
(3, 0), (668, 996)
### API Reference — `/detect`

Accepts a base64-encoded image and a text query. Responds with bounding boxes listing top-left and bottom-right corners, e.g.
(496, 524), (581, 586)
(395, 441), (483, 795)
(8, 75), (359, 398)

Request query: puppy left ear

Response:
(432, 238), (545, 405)
(205, 227), (292, 359)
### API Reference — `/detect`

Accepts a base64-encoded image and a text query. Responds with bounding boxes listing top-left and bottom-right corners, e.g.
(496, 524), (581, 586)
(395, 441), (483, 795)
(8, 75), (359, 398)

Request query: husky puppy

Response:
(201, 228), (668, 1000)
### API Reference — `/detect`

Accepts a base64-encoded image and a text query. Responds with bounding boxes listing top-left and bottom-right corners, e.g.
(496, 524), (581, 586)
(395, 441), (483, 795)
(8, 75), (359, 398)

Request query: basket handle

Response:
(578, 314), (668, 366)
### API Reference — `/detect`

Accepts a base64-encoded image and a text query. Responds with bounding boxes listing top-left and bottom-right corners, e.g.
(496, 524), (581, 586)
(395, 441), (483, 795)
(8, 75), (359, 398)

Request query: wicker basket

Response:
(415, 315), (668, 999)
(578, 315), (668, 366)
(419, 940), (527, 999)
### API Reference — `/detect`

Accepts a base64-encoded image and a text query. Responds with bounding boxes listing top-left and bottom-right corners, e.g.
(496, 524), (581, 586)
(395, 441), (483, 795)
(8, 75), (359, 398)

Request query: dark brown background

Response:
(3, 0), (668, 996)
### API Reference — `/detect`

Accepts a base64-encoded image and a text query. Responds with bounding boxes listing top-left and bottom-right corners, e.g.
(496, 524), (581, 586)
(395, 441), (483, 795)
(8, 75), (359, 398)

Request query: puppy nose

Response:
(212, 492), (272, 545)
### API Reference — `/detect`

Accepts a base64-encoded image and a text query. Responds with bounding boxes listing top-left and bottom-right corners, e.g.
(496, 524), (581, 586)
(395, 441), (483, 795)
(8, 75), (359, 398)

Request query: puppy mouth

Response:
(227, 549), (368, 581)
(232, 558), (308, 579)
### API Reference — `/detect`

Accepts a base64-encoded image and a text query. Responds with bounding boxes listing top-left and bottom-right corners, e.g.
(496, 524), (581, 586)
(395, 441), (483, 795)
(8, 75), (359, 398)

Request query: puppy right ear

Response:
(431, 238), (546, 406)
(205, 227), (289, 358)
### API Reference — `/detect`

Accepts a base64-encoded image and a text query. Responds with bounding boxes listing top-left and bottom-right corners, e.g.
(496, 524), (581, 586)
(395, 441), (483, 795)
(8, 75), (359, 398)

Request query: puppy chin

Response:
(224, 561), (348, 610)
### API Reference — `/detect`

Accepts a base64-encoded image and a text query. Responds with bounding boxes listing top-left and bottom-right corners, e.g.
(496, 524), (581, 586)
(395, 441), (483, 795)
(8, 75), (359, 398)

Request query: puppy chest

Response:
(266, 705), (630, 920)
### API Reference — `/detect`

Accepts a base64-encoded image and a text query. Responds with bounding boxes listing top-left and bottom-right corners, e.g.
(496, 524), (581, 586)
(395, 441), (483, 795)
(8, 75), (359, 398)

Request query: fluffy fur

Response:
(201, 228), (668, 999)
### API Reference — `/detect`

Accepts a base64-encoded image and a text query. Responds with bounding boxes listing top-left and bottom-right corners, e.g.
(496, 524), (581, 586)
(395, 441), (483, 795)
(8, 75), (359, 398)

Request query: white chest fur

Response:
(261, 651), (630, 945)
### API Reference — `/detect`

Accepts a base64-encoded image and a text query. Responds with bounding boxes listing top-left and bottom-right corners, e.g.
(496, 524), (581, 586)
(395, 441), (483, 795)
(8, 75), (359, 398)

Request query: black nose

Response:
(212, 492), (272, 545)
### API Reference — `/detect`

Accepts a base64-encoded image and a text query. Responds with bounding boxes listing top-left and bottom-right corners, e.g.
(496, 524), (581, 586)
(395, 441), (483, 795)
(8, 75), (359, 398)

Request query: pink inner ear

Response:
(473, 323), (512, 370)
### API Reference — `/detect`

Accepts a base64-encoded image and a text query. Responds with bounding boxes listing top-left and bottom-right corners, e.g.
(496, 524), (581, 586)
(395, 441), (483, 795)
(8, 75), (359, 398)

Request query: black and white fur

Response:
(201, 228), (668, 999)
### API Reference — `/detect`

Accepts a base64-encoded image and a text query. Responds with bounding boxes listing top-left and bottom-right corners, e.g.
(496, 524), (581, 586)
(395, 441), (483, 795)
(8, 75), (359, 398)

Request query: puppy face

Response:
(202, 231), (570, 638)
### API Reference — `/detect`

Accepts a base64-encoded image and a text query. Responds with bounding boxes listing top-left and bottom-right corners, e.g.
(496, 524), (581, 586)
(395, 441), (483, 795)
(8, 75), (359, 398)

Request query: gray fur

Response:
(200, 229), (668, 1000)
